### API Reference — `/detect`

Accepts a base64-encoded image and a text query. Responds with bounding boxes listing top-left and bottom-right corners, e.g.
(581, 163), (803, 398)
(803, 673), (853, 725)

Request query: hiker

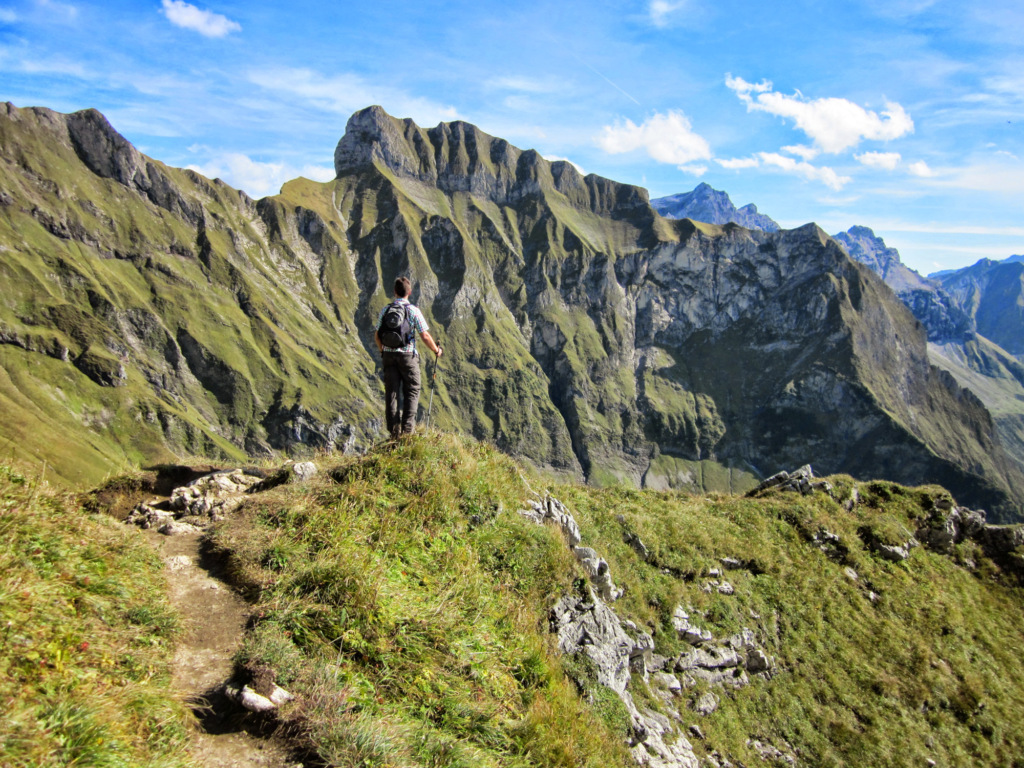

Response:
(374, 277), (443, 437)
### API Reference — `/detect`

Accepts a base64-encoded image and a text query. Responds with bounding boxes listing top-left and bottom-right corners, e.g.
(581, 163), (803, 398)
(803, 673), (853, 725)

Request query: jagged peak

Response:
(333, 105), (649, 212)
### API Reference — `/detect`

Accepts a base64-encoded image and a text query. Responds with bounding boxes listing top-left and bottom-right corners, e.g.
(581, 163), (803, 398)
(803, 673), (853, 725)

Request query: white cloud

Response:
(855, 151), (902, 170)
(542, 155), (586, 175)
(758, 152), (851, 190)
(726, 74), (914, 154)
(678, 164), (707, 176)
(160, 0), (241, 38)
(248, 67), (460, 126)
(781, 144), (819, 160)
(0, 8), (18, 22)
(907, 160), (935, 177)
(724, 75), (772, 96)
(187, 153), (334, 198)
(716, 157), (760, 169)
(649, 0), (686, 27)
(597, 111), (712, 165)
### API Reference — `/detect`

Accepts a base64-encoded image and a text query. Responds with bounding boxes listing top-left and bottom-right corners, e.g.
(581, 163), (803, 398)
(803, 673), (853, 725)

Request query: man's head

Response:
(395, 277), (412, 298)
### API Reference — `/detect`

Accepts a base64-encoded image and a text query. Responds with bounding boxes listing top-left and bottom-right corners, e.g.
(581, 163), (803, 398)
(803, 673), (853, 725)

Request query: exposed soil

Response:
(147, 528), (299, 768)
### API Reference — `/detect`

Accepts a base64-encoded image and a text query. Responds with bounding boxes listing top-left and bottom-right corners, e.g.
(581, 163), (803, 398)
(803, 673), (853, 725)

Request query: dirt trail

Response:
(148, 529), (298, 768)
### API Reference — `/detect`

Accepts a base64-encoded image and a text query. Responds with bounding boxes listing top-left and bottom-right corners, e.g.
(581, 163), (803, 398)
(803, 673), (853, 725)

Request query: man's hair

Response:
(395, 277), (412, 298)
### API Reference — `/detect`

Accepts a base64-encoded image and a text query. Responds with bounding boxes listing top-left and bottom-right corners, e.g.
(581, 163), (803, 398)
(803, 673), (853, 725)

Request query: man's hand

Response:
(421, 331), (442, 358)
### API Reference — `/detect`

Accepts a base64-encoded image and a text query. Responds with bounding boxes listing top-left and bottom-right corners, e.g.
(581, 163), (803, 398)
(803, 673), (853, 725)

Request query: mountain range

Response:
(651, 182), (780, 232)
(652, 184), (1024, 481)
(1, 103), (1022, 520)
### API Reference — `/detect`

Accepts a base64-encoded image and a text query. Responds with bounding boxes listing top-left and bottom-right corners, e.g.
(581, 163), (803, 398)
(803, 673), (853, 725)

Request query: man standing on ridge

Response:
(375, 277), (443, 438)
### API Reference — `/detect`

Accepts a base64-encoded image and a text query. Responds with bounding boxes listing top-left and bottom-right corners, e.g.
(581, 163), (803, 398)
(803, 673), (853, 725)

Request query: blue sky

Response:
(1, 0), (1022, 274)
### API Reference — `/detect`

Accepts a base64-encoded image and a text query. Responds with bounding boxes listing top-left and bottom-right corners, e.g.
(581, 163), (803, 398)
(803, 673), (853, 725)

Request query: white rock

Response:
(239, 685), (276, 713)
(653, 672), (682, 694)
(292, 461), (317, 481)
(269, 685), (294, 706)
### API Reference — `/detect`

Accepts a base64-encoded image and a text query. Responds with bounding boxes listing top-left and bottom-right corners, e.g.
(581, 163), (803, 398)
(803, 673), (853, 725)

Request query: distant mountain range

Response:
(651, 184), (1024, 478)
(929, 254), (1024, 279)
(651, 183), (780, 232)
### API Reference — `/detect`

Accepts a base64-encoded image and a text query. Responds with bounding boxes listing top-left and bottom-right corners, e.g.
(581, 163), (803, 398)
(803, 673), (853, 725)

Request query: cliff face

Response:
(938, 259), (1024, 358)
(1, 103), (1021, 518)
(832, 227), (1024, 477)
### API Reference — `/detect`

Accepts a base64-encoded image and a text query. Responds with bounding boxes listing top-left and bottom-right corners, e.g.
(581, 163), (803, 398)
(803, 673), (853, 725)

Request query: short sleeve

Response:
(412, 306), (428, 333)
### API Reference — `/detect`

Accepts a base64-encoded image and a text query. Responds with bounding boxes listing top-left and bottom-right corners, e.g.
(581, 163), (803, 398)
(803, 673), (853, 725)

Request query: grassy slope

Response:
(0, 463), (193, 767)
(186, 433), (1024, 768)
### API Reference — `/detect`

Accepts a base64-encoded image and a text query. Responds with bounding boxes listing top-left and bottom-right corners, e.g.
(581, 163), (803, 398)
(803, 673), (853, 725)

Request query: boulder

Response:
(692, 692), (718, 715)
(745, 649), (773, 674)
(292, 461), (317, 481)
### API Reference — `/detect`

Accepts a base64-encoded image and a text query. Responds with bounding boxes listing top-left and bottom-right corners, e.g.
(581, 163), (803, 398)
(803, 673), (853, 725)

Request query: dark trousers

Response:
(382, 352), (421, 436)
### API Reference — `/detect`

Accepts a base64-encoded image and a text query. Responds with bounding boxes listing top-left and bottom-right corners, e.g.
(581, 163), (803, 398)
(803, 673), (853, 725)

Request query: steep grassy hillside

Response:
(0, 463), (193, 767)
(1, 102), (1022, 520)
(112, 432), (1024, 768)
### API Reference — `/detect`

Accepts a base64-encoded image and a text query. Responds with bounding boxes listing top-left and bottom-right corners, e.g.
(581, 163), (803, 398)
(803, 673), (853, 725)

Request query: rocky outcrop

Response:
(520, 495), (781, 767)
(127, 468), (265, 533)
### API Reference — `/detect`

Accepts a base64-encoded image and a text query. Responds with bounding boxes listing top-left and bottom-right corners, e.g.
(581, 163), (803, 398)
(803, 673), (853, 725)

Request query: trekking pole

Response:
(425, 350), (439, 430)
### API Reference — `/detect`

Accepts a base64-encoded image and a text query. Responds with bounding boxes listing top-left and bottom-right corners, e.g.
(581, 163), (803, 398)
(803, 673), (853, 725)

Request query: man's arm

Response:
(374, 328), (384, 353)
(420, 330), (443, 357)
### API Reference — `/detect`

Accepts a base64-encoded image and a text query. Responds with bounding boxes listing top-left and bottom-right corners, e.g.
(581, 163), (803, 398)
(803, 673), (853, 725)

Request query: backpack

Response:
(379, 301), (414, 349)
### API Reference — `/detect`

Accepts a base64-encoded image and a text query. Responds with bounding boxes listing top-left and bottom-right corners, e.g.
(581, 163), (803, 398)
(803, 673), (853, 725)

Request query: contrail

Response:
(569, 52), (641, 106)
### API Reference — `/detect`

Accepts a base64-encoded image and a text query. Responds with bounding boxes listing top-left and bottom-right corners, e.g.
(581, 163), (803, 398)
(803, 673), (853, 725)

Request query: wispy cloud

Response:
(716, 157), (760, 169)
(486, 75), (564, 93)
(758, 152), (851, 190)
(248, 67), (460, 126)
(35, 0), (76, 22)
(781, 144), (819, 160)
(187, 152), (333, 198)
(855, 151), (901, 170)
(649, 0), (686, 27)
(726, 74), (914, 153)
(160, 0), (241, 38)
(597, 111), (711, 166)
(0, 7), (18, 23)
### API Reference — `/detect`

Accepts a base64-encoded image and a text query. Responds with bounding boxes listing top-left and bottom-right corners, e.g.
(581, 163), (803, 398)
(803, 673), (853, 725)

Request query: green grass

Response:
(207, 431), (632, 768)
(191, 433), (1024, 768)
(0, 462), (194, 767)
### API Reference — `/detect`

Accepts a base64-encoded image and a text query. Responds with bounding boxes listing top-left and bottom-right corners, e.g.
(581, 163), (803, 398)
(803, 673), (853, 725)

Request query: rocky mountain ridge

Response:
(650, 183), (780, 232)
(1, 102), (1022, 519)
